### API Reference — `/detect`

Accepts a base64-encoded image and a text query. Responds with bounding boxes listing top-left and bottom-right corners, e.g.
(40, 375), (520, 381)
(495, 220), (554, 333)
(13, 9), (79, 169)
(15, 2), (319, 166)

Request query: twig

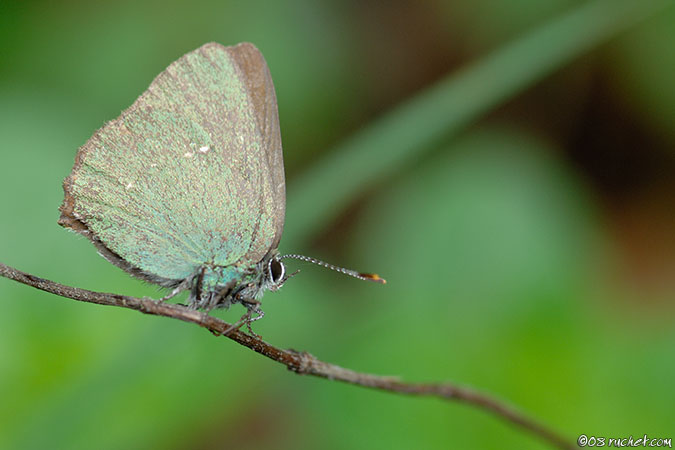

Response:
(0, 261), (573, 449)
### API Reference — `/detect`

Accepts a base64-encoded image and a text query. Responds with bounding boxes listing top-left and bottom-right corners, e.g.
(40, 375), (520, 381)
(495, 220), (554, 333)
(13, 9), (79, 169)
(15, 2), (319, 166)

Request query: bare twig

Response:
(1, 262), (572, 449)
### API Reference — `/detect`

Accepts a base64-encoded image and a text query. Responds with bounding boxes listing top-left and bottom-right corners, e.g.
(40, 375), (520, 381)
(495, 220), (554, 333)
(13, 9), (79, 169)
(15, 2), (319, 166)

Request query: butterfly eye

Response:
(269, 258), (285, 285)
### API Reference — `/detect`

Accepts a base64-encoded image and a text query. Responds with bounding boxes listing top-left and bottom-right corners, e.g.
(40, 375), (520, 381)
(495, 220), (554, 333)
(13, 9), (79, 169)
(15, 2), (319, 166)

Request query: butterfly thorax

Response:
(188, 251), (286, 311)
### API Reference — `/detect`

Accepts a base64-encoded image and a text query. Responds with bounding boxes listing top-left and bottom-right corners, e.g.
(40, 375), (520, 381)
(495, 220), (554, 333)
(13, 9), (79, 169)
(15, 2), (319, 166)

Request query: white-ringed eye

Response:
(269, 257), (285, 285)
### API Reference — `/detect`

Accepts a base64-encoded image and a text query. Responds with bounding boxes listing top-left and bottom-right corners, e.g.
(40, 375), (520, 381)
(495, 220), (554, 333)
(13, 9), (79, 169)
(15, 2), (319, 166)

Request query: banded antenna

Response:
(280, 254), (386, 284)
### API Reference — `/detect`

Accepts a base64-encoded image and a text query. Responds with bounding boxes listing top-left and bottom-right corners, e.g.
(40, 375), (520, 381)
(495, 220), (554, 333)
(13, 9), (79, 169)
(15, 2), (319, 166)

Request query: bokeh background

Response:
(1, 0), (673, 449)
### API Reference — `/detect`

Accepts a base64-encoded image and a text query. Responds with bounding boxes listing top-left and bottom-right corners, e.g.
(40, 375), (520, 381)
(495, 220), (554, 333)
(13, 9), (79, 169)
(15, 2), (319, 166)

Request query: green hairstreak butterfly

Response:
(59, 42), (384, 330)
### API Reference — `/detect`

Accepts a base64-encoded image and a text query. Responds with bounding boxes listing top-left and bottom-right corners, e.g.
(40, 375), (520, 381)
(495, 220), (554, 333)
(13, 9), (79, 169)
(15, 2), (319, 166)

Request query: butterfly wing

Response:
(226, 43), (285, 251)
(59, 42), (285, 284)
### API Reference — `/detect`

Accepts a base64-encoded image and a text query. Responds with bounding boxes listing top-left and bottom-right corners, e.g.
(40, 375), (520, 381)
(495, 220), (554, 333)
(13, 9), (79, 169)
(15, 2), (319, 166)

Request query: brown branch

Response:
(0, 261), (573, 449)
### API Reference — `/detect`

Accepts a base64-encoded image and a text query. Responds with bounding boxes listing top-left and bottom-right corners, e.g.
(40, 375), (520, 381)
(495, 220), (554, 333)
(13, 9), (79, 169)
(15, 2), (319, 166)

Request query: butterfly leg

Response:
(157, 283), (186, 302)
(191, 266), (208, 308)
(243, 300), (264, 338)
(201, 280), (237, 313)
(216, 301), (265, 338)
(186, 267), (224, 309)
(151, 276), (192, 304)
(221, 309), (253, 336)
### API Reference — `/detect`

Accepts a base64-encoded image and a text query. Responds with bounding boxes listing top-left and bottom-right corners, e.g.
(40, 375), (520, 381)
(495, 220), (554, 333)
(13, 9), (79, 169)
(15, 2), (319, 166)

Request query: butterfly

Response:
(59, 42), (384, 333)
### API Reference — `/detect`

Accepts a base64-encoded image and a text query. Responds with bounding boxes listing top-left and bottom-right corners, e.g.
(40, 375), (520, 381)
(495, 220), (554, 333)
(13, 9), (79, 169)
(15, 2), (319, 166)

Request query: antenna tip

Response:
(360, 273), (387, 284)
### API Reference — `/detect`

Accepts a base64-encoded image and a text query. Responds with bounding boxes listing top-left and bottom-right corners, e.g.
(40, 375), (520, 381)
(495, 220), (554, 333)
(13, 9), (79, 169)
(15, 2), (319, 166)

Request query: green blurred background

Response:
(1, 0), (673, 449)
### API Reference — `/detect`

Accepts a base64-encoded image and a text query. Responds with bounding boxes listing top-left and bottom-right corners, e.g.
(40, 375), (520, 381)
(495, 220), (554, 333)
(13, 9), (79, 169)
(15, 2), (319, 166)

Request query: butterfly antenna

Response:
(280, 254), (386, 284)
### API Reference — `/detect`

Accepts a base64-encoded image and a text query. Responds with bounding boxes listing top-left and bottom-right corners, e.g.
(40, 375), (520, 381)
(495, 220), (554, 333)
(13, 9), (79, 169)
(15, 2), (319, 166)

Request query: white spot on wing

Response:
(198, 145), (210, 154)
